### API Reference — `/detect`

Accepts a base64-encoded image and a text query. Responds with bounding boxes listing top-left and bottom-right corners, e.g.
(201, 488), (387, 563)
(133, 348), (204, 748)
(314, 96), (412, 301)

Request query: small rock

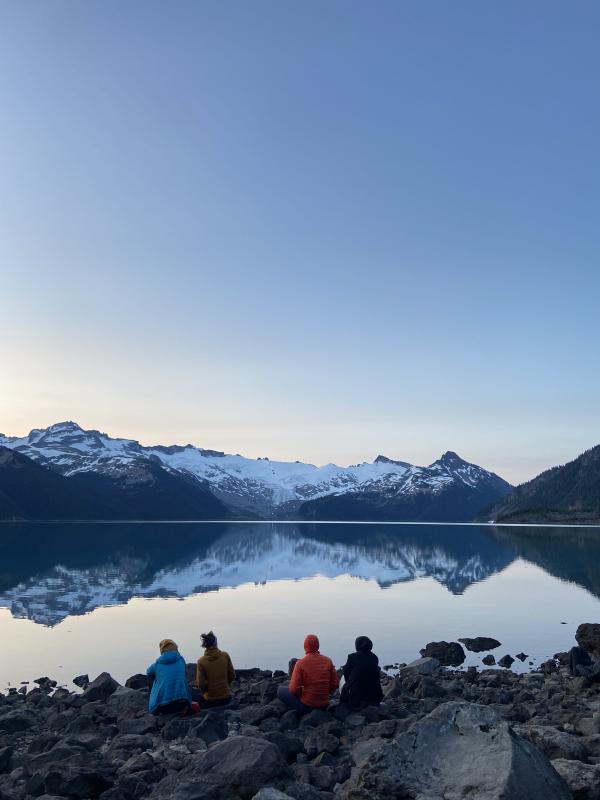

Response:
(482, 655), (496, 666)
(252, 790), (295, 800)
(73, 675), (89, 689)
(459, 637), (501, 653)
(498, 654), (515, 669)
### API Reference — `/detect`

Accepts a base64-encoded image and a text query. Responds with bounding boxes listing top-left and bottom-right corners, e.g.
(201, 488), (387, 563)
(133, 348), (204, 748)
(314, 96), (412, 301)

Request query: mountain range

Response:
(483, 444), (600, 524)
(0, 421), (512, 521)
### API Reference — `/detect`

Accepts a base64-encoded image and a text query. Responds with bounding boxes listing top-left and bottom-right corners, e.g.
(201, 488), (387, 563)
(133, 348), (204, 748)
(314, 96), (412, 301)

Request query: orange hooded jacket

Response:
(289, 634), (339, 708)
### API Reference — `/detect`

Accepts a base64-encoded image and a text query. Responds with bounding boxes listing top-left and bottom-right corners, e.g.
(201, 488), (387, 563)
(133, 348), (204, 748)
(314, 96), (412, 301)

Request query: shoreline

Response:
(2, 638), (600, 799)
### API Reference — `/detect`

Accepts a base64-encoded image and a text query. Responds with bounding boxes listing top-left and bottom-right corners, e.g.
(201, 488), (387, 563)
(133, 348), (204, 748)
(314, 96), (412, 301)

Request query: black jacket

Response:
(340, 649), (383, 709)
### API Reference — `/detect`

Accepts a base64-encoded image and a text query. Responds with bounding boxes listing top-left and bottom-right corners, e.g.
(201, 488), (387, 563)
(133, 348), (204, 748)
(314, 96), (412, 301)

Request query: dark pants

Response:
(191, 687), (231, 709)
(277, 685), (323, 716)
(201, 696), (231, 709)
(155, 699), (189, 715)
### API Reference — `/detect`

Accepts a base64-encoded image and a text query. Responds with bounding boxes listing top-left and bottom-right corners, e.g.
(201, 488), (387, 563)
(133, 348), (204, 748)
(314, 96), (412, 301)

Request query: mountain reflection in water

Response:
(1, 522), (599, 626)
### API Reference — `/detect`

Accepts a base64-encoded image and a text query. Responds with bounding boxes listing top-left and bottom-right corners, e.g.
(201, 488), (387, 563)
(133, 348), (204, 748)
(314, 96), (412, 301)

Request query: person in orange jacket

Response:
(277, 634), (339, 715)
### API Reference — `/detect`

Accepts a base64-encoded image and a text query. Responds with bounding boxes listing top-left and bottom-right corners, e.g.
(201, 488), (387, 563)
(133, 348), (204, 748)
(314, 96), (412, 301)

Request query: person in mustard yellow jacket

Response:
(196, 631), (236, 707)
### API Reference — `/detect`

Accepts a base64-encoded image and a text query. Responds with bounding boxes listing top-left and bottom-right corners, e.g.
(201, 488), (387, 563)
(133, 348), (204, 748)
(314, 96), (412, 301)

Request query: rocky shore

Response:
(3, 635), (600, 800)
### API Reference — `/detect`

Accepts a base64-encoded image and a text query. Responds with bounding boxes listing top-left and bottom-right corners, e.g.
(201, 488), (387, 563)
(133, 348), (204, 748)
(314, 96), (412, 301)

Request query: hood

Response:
(204, 646), (222, 661)
(304, 634), (320, 654)
(158, 651), (181, 665)
(355, 635), (373, 652)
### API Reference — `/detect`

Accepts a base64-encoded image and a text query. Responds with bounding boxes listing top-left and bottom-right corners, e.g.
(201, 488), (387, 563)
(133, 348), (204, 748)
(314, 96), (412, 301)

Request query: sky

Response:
(1, 1), (599, 485)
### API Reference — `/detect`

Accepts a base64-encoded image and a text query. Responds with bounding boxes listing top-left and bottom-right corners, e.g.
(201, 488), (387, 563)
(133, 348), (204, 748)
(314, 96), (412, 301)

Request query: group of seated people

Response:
(146, 631), (383, 716)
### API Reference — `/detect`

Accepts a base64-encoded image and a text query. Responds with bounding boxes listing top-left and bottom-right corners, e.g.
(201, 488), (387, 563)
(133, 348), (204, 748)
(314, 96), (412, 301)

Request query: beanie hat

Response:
(159, 638), (178, 654)
(304, 634), (320, 653)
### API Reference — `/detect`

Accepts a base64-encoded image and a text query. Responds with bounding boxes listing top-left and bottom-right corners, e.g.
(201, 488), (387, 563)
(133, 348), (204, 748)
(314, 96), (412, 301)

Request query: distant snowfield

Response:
(0, 421), (510, 516)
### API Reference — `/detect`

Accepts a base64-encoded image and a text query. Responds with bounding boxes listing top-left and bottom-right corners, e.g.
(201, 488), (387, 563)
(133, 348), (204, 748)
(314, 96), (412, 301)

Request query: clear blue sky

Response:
(1, 1), (599, 484)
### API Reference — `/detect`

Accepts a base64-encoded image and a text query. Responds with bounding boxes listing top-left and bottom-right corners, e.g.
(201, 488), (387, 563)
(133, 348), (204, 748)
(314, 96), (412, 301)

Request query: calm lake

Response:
(2, 521), (600, 689)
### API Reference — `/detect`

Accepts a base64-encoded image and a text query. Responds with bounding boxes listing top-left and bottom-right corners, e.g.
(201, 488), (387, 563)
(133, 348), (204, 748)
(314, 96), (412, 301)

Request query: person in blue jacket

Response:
(146, 638), (192, 714)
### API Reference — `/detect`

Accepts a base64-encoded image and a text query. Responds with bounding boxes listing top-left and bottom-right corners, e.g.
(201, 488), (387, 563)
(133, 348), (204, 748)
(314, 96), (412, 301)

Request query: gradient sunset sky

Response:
(2, 1), (599, 484)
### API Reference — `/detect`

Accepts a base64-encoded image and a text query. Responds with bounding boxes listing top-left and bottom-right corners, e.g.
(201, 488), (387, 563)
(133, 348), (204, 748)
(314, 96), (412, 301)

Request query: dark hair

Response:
(201, 631), (217, 648)
(355, 635), (373, 652)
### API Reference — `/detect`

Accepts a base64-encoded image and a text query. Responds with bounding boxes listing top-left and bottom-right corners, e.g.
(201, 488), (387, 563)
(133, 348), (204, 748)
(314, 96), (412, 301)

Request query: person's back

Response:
(196, 631), (235, 706)
(286, 634), (339, 710)
(146, 638), (192, 715)
(341, 635), (383, 709)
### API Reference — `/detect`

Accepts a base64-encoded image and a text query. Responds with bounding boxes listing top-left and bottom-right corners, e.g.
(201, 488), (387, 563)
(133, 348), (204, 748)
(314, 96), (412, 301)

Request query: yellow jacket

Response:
(196, 646), (236, 701)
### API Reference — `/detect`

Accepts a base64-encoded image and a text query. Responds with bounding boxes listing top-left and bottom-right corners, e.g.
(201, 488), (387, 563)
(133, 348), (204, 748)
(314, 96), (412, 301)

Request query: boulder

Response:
(262, 731), (305, 760)
(419, 641), (465, 666)
(340, 701), (570, 800)
(514, 724), (589, 761)
(459, 637), (502, 652)
(73, 675), (89, 689)
(576, 623), (600, 658)
(303, 729), (339, 758)
(252, 790), (294, 800)
(0, 746), (12, 773)
(498, 654), (515, 669)
(542, 659), (558, 675)
(44, 767), (113, 799)
(552, 758), (600, 800)
(400, 657), (440, 675)
(83, 673), (120, 703)
(482, 655), (496, 666)
(284, 784), (323, 800)
(0, 709), (37, 733)
(125, 674), (152, 691)
(151, 736), (287, 799)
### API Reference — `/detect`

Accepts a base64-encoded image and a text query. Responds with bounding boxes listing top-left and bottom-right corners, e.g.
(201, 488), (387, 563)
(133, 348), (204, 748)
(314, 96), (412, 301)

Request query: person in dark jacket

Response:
(340, 635), (383, 709)
(146, 639), (192, 715)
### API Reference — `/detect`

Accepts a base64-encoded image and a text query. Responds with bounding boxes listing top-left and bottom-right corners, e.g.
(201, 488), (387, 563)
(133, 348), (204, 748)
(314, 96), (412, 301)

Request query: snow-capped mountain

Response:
(0, 524), (515, 625)
(0, 421), (512, 520)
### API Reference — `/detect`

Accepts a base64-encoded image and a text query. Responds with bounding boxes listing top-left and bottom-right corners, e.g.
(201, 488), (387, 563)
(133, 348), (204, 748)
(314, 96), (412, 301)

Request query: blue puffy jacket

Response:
(146, 651), (192, 714)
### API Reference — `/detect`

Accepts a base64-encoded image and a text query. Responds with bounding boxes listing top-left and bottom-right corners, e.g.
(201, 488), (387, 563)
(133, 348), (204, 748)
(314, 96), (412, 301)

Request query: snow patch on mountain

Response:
(0, 422), (511, 517)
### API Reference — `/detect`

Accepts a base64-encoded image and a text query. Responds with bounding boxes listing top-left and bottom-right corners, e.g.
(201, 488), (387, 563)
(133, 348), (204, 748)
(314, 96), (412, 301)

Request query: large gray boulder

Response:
(151, 736), (287, 799)
(576, 623), (600, 658)
(341, 701), (571, 800)
(420, 640), (466, 666)
(552, 758), (600, 799)
(514, 723), (588, 761)
(400, 656), (440, 675)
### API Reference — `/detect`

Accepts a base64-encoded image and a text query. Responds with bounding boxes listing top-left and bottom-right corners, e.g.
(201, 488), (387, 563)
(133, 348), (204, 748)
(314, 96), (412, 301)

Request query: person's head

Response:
(159, 638), (178, 654)
(355, 636), (373, 653)
(201, 631), (217, 649)
(304, 634), (320, 654)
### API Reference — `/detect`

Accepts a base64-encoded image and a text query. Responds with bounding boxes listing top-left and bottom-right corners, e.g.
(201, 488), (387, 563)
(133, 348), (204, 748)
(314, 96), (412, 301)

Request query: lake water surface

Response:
(2, 521), (600, 689)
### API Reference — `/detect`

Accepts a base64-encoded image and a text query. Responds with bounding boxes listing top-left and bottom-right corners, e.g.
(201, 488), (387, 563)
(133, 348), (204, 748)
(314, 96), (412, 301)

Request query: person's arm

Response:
(329, 660), (340, 692)
(289, 661), (303, 697)
(342, 654), (354, 681)
(227, 654), (236, 684)
(146, 663), (156, 678)
(196, 659), (207, 689)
